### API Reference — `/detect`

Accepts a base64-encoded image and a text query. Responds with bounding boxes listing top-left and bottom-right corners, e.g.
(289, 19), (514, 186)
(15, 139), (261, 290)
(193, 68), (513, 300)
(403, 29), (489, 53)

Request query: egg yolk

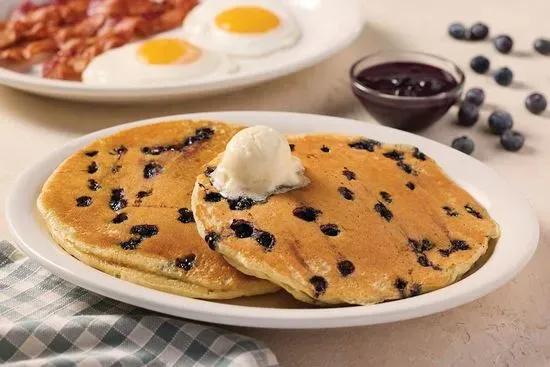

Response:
(215, 6), (280, 34)
(137, 39), (202, 65)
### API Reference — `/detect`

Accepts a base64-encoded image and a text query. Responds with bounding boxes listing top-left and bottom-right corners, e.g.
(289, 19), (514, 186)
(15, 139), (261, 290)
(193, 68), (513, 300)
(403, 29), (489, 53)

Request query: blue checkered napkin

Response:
(0, 242), (278, 367)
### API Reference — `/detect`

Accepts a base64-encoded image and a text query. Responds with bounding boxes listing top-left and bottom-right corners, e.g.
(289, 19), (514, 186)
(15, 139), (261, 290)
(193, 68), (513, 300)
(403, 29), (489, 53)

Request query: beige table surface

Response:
(1, 1), (549, 366)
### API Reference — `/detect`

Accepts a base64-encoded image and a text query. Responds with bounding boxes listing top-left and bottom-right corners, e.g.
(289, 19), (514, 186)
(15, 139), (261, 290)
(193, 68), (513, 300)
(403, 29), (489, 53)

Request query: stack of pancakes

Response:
(38, 120), (499, 305)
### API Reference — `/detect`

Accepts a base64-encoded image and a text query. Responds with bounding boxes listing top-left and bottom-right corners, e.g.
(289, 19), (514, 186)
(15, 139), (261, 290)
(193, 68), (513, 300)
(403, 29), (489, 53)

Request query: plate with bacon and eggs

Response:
(0, 0), (363, 102)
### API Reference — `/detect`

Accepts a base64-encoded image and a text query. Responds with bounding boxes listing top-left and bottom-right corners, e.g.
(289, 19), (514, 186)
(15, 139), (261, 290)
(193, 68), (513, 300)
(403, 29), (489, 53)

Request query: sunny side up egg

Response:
(82, 35), (237, 86)
(181, 0), (301, 57)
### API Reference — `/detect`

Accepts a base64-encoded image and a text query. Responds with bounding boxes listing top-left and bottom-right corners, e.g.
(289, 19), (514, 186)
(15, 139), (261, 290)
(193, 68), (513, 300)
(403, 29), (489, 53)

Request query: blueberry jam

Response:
(355, 62), (457, 98)
(352, 59), (462, 131)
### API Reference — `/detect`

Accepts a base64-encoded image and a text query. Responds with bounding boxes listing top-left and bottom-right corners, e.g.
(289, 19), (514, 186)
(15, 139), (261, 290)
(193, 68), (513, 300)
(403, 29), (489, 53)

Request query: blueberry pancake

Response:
(192, 134), (500, 305)
(38, 120), (278, 299)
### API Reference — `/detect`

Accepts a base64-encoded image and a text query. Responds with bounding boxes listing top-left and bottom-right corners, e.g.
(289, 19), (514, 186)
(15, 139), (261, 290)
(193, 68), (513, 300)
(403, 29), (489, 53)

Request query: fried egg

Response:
(181, 0), (301, 57)
(82, 35), (238, 86)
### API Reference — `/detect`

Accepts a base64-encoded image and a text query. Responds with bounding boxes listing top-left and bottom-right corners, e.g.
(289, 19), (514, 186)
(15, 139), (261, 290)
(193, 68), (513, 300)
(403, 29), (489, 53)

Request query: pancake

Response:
(192, 134), (500, 305)
(38, 120), (278, 299)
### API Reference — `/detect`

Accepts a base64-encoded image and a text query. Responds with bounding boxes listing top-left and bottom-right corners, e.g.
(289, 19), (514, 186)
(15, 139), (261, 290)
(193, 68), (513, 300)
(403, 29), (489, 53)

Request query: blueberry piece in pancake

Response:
(38, 120), (278, 299)
(192, 134), (500, 305)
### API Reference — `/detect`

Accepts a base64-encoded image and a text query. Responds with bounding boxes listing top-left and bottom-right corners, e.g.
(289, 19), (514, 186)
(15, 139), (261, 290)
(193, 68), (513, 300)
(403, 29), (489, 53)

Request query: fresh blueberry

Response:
(493, 67), (513, 86)
(470, 55), (490, 74)
(465, 88), (485, 106)
(457, 102), (479, 126)
(534, 38), (550, 55)
(469, 23), (489, 40)
(488, 110), (513, 134)
(500, 130), (525, 152)
(448, 23), (466, 39)
(525, 93), (547, 115)
(451, 136), (475, 155)
(493, 35), (513, 54)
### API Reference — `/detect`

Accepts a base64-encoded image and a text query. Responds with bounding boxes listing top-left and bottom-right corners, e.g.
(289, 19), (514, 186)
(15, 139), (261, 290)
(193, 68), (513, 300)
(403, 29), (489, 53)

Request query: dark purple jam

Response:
(352, 61), (461, 131)
(356, 62), (457, 97)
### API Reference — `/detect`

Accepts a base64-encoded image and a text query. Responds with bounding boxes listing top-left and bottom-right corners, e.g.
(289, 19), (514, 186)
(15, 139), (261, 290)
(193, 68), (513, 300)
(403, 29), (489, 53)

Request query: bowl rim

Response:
(349, 50), (466, 102)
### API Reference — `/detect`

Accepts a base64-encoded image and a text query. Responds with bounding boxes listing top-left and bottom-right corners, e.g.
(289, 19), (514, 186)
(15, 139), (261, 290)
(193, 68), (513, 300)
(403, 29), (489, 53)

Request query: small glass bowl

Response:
(350, 51), (465, 131)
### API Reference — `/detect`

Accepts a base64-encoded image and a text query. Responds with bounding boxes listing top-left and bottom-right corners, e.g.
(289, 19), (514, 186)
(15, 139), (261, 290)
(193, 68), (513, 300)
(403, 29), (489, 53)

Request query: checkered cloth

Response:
(0, 242), (278, 367)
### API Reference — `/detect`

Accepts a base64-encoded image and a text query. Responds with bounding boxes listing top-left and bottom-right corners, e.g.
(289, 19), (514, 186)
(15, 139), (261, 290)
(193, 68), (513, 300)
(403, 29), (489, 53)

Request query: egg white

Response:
(181, 0), (301, 57)
(82, 34), (238, 86)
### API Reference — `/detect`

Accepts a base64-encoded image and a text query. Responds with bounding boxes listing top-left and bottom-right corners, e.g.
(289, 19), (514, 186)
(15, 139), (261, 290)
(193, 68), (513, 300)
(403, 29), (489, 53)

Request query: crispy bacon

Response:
(0, 0), (198, 79)
(0, 38), (57, 71)
(55, 14), (106, 43)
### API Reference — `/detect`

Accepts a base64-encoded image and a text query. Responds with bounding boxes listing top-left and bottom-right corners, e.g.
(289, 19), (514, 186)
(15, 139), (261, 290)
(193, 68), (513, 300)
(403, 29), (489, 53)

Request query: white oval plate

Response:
(0, 0), (362, 103)
(6, 112), (539, 329)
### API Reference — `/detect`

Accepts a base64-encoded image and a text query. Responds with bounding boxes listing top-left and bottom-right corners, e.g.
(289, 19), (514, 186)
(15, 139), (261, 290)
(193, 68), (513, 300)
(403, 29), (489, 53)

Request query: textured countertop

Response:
(0, 1), (548, 365)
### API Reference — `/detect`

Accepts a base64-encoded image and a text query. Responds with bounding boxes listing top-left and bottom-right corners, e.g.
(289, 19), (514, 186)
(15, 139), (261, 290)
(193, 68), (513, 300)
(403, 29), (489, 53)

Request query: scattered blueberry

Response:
(464, 204), (483, 219)
(380, 191), (392, 204)
(110, 145), (128, 156)
(337, 260), (355, 277)
(534, 38), (550, 55)
(493, 35), (513, 54)
(175, 254), (196, 271)
(383, 150), (404, 161)
(488, 110), (513, 134)
(337, 186), (354, 201)
(309, 276), (328, 297)
(320, 224), (340, 236)
(183, 127), (215, 146)
(230, 219), (254, 238)
(442, 206), (459, 217)
(374, 202), (393, 222)
(112, 213), (128, 224)
(394, 278), (408, 297)
(254, 231), (276, 251)
(228, 196), (255, 211)
(177, 208), (195, 223)
(76, 196), (92, 207)
(448, 23), (466, 39)
(525, 93), (547, 115)
(87, 179), (101, 191)
(143, 162), (163, 179)
(87, 161), (98, 174)
(349, 139), (381, 152)
(412, 147), (426, 161)
(470, 55), (490, 74)
(342, 168), (356, 180)
(134, 190), (151, 204)
(493, 67), (513, 86)
(464, 88), (485, 106)
(130, 224), (158, 238)
(439, 240), (470, 257)
(320, 145), (330, 153)
(205, 232), (220, 250)
(469, 22), (489, 40)
(451, 136), (475, 155)
(293, 206), (321, 222)
(396, 161), (415, 175)
(500, 130), (525, 152)
(457, 102), (479, 126)
(120, 237), (142, 250)
(109, 188), (127, 211)
(204, 192), (223, 202)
